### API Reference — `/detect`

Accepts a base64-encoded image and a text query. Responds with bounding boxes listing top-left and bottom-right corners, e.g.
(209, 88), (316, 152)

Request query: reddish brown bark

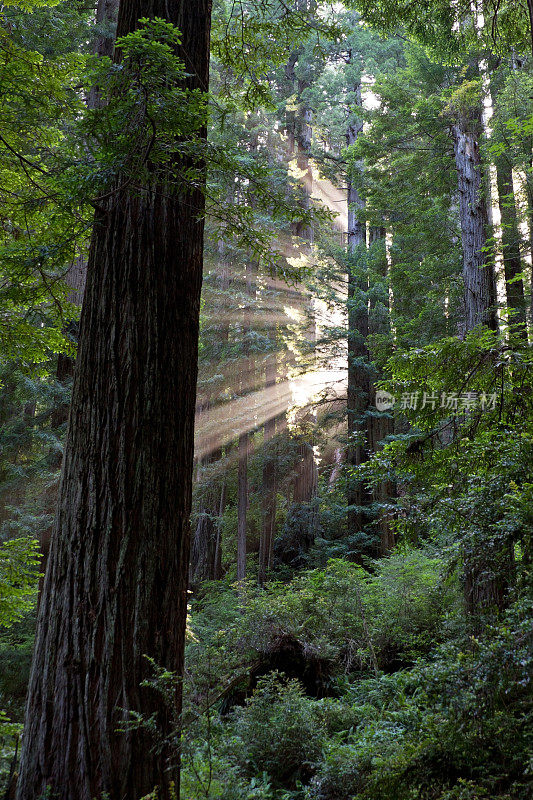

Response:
(16, 0), (211, 798)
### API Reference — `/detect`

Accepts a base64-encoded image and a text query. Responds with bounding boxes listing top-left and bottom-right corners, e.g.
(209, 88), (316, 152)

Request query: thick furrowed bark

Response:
(16, 1), (211, 798)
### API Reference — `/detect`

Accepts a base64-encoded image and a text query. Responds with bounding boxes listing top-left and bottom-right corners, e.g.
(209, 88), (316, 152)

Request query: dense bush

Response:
(181, 562), (531, 800)
(186, 547), (460, 710)
(227, 673), (324, 789)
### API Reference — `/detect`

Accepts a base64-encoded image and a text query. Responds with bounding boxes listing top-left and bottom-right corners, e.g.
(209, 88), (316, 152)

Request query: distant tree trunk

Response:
(191, 500), (218, 586)
(450, 106), (513, 617)
(292, 438), (318, 503)
(87, 0), (120, 104)
(214, 477), (225, 578)
(367, 227), (395, 556)
(288, 63), (318, 517)
(463, 543), (514, 617)
(284, 50), (299, 160)
(50, 256), (88, 430)
(451, 111), (497, 332)
(237, 431), (248, 581)
(190, 449), (224, 588)
(274, 428), (318, 568)
(495, 156), (527, 335)
(16, 1), (211, 799)
(236, 254), (255, 581)
(346, 82), (372, 543)
(294, 81), (313, 240)
(259, 353), (278, 585)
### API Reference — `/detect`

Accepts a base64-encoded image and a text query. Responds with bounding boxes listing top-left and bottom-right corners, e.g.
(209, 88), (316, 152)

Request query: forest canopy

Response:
(0, 0), (531, 799)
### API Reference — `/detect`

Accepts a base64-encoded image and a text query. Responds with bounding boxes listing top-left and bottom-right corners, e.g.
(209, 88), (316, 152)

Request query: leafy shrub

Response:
(0, 537), (39, 791)
(310, 599), (533, 800)
(227, 673), (325, 789)
(366, 549), (460, 668)
(0, 537), (40, 628)
(186, 547), (459, 707)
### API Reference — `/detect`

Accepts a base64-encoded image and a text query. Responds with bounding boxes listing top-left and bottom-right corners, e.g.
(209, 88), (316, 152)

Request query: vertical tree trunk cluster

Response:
(16, 0), (212, 798)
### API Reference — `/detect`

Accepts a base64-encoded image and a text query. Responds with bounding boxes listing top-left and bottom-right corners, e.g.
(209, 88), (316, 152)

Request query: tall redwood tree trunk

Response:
(451, 112), (497, 333)
(450, 105), (511, 617)
(367, 227), (395, 556)
(16, 1), (211, 798)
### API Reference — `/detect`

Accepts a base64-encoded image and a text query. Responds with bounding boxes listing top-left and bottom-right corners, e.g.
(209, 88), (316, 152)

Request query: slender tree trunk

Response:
(259, 353), (278, 585)
(367, 227), (395, 556)
(214, 477), (226, 579)
(294, 81), (313, 240)
(495, 156), (527, 334)
(527, 0), (533, 58)
(16, 1), (211, 798)
(237, 431), (248, 581)
(236, 254), (255, 581)
(346, 82), (372, 542)
(190, 449), (224, 587)
(87, 0), (120, 105)
(284, 50), (299, 161)
(523, 165), (533, 328)
(451, 113), (497, 332)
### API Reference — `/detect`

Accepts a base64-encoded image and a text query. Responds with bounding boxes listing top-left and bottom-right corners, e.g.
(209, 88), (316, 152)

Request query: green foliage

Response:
(0, 538), (39, 628)
(228, 673), (324, 788)
(183, 593), (531, 800)
(79, 18), (207, 197)
(186, 548), (459, 720)
(0, 539), (38, 787)
(0, 2), (531, 799)
(358, 329), (533, 621)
